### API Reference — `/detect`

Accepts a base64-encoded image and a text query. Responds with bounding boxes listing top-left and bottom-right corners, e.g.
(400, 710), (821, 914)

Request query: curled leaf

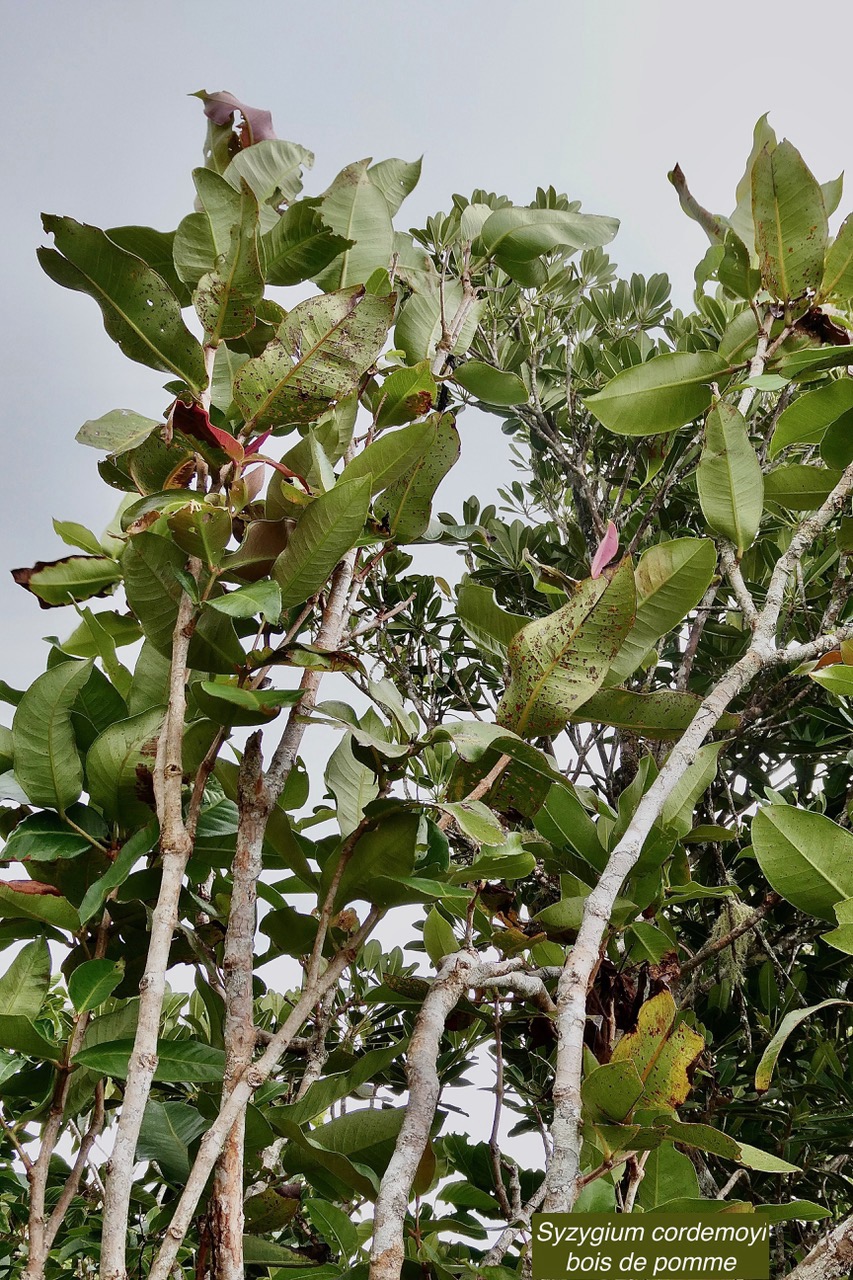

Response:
(194, 90), (276, 145)
(590, 520), (619, 578)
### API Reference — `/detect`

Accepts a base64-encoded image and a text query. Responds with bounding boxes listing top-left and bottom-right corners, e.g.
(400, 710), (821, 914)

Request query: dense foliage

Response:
(2, 96), (853, 1280)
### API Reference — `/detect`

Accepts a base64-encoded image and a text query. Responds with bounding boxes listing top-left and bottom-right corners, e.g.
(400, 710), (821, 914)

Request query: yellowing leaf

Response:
(611, 990), (704, 1111)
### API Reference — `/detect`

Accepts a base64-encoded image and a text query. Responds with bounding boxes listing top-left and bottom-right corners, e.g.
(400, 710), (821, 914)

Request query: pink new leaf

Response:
(590, 520), (619, 579)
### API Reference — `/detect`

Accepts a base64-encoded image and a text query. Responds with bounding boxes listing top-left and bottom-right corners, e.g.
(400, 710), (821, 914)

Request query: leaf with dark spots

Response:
(12, 556), (122, 609)
(193, 90), (276, 145)
(497, 560), (637, 737)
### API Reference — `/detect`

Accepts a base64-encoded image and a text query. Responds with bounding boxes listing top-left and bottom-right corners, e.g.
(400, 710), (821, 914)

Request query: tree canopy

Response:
(3, 95), (853, 1280)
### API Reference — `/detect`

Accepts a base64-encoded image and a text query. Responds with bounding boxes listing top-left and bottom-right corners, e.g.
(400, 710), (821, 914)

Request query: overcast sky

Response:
(3, 0), (853, 684)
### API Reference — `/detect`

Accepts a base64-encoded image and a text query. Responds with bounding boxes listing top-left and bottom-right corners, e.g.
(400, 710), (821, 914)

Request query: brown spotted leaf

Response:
(496, 559), (636, 737)
(611, 990), (704, 1111)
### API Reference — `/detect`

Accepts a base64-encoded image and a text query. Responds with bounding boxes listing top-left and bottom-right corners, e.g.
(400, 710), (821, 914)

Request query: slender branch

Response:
(676, 581), (718, 691)
(679, 895), (779, 977)
(488, 997), (513, 1219)
(479, 1181), (546, 1270)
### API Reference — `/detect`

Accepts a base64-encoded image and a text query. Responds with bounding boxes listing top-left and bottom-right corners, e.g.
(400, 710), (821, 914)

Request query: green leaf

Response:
(368, 156), (422, 215)
(62, 611), (141, 659)
(74, 1037), (226, 1082)
(2, 810), (94, 863)
(0, 886), (79, 932)
(777, 345), (853, 378)
(453, 361), (528, 406)
(764, 464), (842, 510)
(752, 140), (828, 302)
(0, 939), (50, 1018)
(497, 562), (636, 737)
(611, 991), (704, 1110)
(12, 660), (92, 809)
(457, 582), (526, 662)
(582, 1060), (644, 1123)
(276, 1040), (406, 1129)
(174, 168), (246, 286)
(331, 812), (420, 908)
(586, 352), (729, 436)
(821, 213), (853, 301)
(12, 555), (122, 608)
(52, 519), (106, 557)
(136, 1099), (208, 1182)
(659, 741), (726, 839)
(325, 736), (379, 837)
(609, 538), (716, 682)
(304, 1197), (359, 1262)
(395, 278), (483, 365)
(207, 580), (282, 622)
(122, 532), (244, 674)
(234, 286), (393, 429)
(68, 959), (124, 1013)
(261, 198), (353, 287)
(811, 664), (853, 699)
(0, 1015), (59, 1061)
(440, 800), (505, 845)
(241, 1237), (316, 1267)
(79, 823), (158, 924)
(106, 224), (191, 306)
(755, 999), (851, 1092)
(752, 804), (853, 919)
(423, 907), (460, 964)
(313, 160), (395, 291)
(197, 680), (302, 716)
(273, 476), (372, 608)
(193, 180), (263, 343)
(448, 834), (536, 884)
(374, 362), (437, 428)
(38, 216), (206, 392)
(342, 420), (437, 495)
(223, 138), (313, 205)
(769, 379), (853, 457)
(697, 403), (764, 556)
(85, 708), (164, 829)
(480, 206), (619, 264)
(638, 1144), (700, 1211)
(375, 413), (460, 543)
(570, 688), (739, 740)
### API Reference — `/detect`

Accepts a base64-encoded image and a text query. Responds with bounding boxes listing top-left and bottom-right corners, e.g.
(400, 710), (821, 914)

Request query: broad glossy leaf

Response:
(12, 555), (121, 609)
(811, 664), (853, 698)
(755, 999), (850, 1092)
(697, 403), (763, 555)
(261, 198), (352, 287)
(394, 278), (484, 365)
(457, 581), (526, 662)
(0, 939), (50, 1018)
(74, 1037), (226, 1082)
(2, 809), (96, 863)
(331, 812), (419, 907)
(62, 610), (141, 659)
(273, 476), (372, 608)
(0, 1015), (59, 1061)
(234, 286), (393, 429)
(571, 688), (739, 740)
(207, 580), (282, 622)
(375, 413), (460, 543)
(193, 181), (263, 343)
(12, 660), (92, 809)
(0, 885), (79, 932)
(638, 1144), (700, 1211)
(454, 361), (527, 406)
(374, 361), (436, 428)
(325, 735), (379, 837)
(752, 140), (827, 301)
(764, 463), (842, 510)
(729, 113), (778, 252)
(106, 224), (191, 306)
(38, 216), (206, 392)
(480, 206), (619, 263)
(582, 1060), (644, 1123)
(659, 741), (726, 839)
(75, 409), (159, 457)
(68, 958), (124, 1013)
(313, 160), (395, 290)
(609, 538), (716, 682)
(769, 379), (853, 457)
(341, 420), (436, 495)
(368, 156), (422, 215)
(752, 804), (853, 919)
(497, 562), (636, 737)
(821, 213), (853, 301)
(611, 991), (704, 1110)
(136, 1099), (208, 1182)
(777, 345), (853, 378)
(223, 138), (313, 205)
(586, 351), (729, 436)
(79, 823), (158, 924)
(86, 708), (164, 829)
(423, 906), (460, 965)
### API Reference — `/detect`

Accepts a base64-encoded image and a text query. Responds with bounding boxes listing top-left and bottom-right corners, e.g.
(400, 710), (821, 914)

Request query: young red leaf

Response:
(590, 519), (619, 579)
